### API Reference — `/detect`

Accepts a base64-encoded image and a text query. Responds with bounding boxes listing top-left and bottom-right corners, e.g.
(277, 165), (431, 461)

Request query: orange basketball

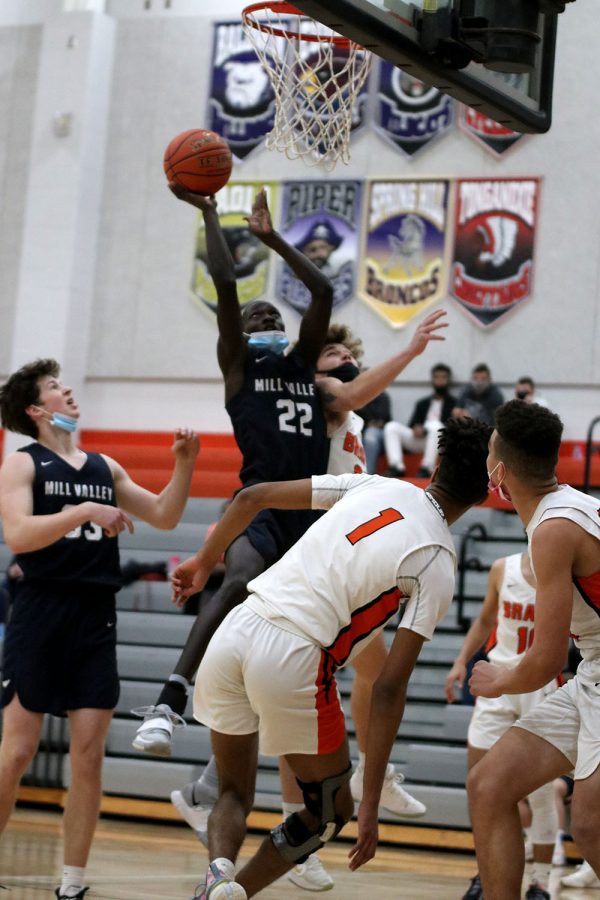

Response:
(163, 129), (233, 195)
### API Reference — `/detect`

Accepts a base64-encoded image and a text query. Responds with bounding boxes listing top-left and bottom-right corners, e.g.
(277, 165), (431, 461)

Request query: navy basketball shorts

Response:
(243, 507), (322, 567)
(1, 580), (120, 716)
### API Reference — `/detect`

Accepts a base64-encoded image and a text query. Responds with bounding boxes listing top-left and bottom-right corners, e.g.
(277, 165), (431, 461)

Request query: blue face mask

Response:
(51, 412), (78, 433)
(246, 330), (289, 355)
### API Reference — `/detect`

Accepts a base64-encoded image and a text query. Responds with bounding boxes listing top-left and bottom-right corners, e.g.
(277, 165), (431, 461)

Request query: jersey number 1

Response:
(346, 508), (404, 546)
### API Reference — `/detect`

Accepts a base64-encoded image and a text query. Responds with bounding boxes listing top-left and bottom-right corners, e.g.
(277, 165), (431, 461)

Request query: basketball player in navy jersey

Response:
(133, 186), (448, 763)
(0, 359), (199, 900)
(468, 401), (600, 900)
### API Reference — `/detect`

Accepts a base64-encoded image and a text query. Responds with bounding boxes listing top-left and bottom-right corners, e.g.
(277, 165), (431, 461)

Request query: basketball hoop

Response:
(242, 1), (372, 169)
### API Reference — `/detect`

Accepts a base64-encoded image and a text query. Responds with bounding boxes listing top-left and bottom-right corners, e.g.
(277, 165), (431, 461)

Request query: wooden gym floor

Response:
(0, 808), (591, 899)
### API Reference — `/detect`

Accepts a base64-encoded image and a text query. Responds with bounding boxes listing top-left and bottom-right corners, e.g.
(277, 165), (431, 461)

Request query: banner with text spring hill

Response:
(359, 179), (452, 329)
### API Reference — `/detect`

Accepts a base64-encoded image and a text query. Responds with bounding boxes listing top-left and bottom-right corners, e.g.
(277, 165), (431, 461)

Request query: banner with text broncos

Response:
(208, 21), (277, 161)
(374, 61), (454, 158)
(450, 177), (541, 328)
(191, 181), (278, 317)
(277, 181), (363, 314)
(459, 105), (526, 157)
(359, 179), (452, 329)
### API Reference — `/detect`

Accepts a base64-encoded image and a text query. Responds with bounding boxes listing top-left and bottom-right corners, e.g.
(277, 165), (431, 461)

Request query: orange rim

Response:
(242, 1), (358, 46)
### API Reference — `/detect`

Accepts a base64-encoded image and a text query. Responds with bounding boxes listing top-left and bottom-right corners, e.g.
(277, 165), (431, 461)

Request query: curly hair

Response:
(0, 358), (60, 438)
(495, 400), (563, 481)
(436, 417), (492, 506)
(324, 323), (364, 362)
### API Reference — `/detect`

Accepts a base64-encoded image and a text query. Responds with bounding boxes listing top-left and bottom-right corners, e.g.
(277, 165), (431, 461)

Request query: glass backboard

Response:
(292, 0), (560, 132)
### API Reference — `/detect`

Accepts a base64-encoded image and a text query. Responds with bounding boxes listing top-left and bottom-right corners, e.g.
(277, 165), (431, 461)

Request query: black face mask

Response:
(516, 390), (531, 400)
(322, 363), (360, 383)
(434, 384), (448, 397)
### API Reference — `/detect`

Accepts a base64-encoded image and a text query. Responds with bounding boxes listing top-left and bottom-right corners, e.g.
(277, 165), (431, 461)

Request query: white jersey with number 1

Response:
(245, 473), (457, 667)
(487, 553), (536, 668)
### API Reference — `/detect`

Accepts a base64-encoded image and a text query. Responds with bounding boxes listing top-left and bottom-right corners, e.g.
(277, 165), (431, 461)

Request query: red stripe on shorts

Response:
(314, 650), (346, 754)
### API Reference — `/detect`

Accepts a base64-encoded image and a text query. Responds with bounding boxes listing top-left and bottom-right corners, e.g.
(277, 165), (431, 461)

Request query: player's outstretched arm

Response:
(171, 477), (313, 605)
(444, 557), (503, 703)
(0, 452), (133, 552)
(106, 429), (199, 531)
(349, 627), (425, 871)
(318, 309), (448, 414)
(246, 188), (333, 366)
(169, 183), (245, 380)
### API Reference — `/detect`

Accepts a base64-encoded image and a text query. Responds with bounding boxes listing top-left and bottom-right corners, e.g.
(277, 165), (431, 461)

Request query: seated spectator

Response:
(382, 363), (457, 478)
(452, 362), (504, 425)
(355, 390), (392, 474)
(514, 375), (549, 407)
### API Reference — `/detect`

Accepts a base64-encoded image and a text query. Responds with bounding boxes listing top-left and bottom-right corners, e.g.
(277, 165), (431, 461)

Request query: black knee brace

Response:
(270, 764), (352, 864)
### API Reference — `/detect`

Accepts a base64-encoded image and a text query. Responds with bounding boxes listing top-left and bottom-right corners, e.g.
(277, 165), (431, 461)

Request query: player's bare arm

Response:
(169, 182), (246, 389)
(106, 428), (199, 530)
(318, 309), (448, 414)
(445, 557), (503, 703)
(349, 627), (425, 871)
(0, 451), (133, 551)
(470, 521), (574, 698)
(245, 190), (334, 366)
(171, 477), (313, 604)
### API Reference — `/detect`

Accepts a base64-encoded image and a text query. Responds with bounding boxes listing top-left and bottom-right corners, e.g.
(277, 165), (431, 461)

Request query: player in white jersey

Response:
(170, 417), (490, 899)
(468, 400), (600, 899)
(446, 552), (561, 900)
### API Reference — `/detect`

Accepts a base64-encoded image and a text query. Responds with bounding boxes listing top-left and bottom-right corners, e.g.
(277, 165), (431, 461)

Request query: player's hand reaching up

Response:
(168, 181), (217, 213)
(348, 801), (379, 870)
(171, 554), (211, 608)
(407, 308), (448, 357)
(245, 188), (273, 238)
(171, 428), (200, 463)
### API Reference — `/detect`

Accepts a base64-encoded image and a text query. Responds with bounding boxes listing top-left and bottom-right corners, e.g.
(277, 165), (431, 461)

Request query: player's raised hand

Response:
(408, 309), (448, 356)
(348, 802), (379, 871)
(245, 188), (273, 238)
(168, 181), (217, 213)
(171, 554), (211, 608)
(445, 660), (467, 703)
(469, 660), (503, 698)
(88, 503), (134, 538)
(171, 428), (200, 462)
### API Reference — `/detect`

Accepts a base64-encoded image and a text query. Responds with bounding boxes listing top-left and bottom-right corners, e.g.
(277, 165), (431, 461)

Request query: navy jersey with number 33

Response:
(15, 443), (121, 588)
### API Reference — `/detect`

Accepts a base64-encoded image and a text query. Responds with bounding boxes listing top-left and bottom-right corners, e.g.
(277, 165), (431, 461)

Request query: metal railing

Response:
(455, 522), (526, 632)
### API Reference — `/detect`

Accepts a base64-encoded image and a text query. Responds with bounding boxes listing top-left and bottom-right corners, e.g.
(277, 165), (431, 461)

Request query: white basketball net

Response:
(242, 3), (372, 169)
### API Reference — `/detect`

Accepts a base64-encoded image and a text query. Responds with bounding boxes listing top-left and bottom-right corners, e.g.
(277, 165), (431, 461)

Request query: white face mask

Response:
(487, 461), (511, 503)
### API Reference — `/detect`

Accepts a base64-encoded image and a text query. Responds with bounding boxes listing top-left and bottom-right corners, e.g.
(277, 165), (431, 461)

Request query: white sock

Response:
(282, 801), (304, 820)
(532, 862), (551, 889)
(358, 752), (366, 769)
(211, 857), (235, 880)
(60, 866), (85, 896)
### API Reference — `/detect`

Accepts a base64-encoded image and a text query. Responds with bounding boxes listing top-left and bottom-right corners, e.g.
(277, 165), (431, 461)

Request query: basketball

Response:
(163, 129), (233, 195)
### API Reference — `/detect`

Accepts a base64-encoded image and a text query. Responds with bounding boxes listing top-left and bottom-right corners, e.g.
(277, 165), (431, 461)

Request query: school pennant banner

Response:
(459, 106), (526, 157)
(277, 180), (363, 314)
(190, 181), (278, 317)
(208, 21), (277, 161)
(374, 62), (454, 158)
(359, 179), (452, 329)
(450, 177), (541, 328)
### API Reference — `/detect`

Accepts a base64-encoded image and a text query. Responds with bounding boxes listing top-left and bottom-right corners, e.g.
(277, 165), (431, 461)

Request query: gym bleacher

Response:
(3, 427), (600, 853)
